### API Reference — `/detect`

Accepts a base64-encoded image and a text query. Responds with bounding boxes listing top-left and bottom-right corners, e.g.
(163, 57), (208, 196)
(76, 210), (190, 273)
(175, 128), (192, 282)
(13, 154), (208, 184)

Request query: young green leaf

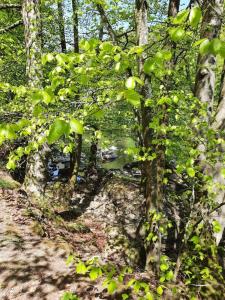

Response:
(189, 7), (202, 28)
(125, 77), (136, 90)
(169, 27), (185, 42)
(76, 261), (87, 275)
(157, 286), (164, 296)
(199, 39), (210, 55)
(89, 267), (102, 280)
(187, 167), (195, 178)
(48, 119), (69, 144)
(172, 9), (189, 24)
(70, 119), (84, 135)
(107, 280), (117, 294)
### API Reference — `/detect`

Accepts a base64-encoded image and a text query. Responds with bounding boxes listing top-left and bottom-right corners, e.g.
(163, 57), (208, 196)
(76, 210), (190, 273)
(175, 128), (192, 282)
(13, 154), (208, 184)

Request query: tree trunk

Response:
(22, 0), (48, 199)
(135, 0), (161, 272)
(194, 0), (224, 121)
(168, 0), (180, 17)
(72, 0), (79, 53)
(57, 0), (67, 53)
(193, 0), (224, 245)
(68, 0), (82, 191)
(22, 0), (42, 88)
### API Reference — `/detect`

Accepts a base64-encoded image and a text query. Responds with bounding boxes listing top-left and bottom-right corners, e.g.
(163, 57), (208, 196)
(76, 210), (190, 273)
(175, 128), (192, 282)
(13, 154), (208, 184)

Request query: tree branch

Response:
(0, 20), (23, 34)
(96, 4), (117, 42)
(0, 4), (22, 10)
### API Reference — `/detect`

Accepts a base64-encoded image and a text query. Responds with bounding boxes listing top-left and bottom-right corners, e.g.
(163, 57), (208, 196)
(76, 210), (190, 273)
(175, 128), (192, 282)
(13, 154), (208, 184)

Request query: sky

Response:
(181, 0), (190, 8)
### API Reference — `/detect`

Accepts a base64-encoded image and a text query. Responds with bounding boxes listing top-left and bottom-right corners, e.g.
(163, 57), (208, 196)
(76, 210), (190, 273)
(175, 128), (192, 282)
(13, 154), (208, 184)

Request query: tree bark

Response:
(57, 0), (67, 53)
(168, 0), (180, 17)
(194, 0), (224, 121)
(193, 0), (224, 245)
(22, 0), (49, 199)
(213, 62), (225, 130)
(68, 0), (82, 191)
(135, 0), (162, 272)
(72, 0), (79, 53)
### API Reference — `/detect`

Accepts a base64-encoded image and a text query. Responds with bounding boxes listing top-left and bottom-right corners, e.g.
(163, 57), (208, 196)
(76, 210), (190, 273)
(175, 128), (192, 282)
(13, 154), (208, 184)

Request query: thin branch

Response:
(0, 4), (22, 10)
(0, 20), (23, 34)
(96, 3), (117, 42)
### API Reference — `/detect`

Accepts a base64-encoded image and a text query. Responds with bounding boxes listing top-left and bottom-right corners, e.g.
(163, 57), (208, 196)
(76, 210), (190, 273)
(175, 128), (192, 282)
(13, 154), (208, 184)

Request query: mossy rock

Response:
(0, 170), (20, 189)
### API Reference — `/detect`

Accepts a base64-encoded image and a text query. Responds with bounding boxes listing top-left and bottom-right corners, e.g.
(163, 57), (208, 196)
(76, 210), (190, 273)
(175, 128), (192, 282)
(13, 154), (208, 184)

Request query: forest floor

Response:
(0, 183), (106, 300)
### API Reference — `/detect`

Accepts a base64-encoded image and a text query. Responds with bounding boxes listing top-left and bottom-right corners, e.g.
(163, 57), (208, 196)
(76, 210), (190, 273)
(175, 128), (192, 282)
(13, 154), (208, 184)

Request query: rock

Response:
(83, 177), (145, 266)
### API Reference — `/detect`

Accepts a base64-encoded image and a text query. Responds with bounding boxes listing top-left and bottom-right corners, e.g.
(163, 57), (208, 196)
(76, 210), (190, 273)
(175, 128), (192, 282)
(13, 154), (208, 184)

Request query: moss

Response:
(67, 222), (91, 233)
(0, 177), (20, 189)
(30, 221), (45, 237)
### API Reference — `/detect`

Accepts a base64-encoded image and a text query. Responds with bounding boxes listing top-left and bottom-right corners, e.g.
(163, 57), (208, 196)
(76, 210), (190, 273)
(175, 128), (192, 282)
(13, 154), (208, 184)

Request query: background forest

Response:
(1, 0), (225, 299)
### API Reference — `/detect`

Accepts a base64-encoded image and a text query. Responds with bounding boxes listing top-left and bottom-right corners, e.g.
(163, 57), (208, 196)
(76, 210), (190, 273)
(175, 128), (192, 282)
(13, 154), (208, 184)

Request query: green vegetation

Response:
(1, 0), (225, 299)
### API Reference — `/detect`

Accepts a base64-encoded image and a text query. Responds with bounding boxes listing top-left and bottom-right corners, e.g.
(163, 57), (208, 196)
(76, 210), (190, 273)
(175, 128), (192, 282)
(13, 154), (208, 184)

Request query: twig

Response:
(0, 20), (23, 34)
(0, 4), (21, 10)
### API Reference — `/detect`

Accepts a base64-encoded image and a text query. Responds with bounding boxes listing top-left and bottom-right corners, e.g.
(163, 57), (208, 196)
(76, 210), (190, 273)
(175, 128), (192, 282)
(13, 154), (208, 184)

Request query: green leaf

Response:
(156, 286), (164, 296)
(199, 39), (210, 55)
(70, 119), (84, 135)
(61, 291), (79, 300)
(155, 50), (172, 61)
(107, 280), (117, 294)
(212, 220), (222, 233)
(42, 88), (54, 104)
(122, 294), (129, 300)
(160, 263), (169, 272)
(42, 53), (54, 65)
(165, 270), (174, 281)
(169, 27), (185, 42)
(193, 38), (208, 47)
(144, 58), (155, 74)
(191, 235), (200, 245)
(100, 41), (113, 52)
(48, 119), (70, 144)
(219, 42), (225, 58)
(124, 90), (141, 107)
(221, 168), (225, 178)
(66, 255), (74, 266)
(76, 261), (87, 275)
(6, 158), (16, 170)
(93, 110), (104, 119)
(209, 38), (223, 55)
(125, 77), (136, 90)
(189, 7), (202, 28)
(89, 267), (102, 280)
(187, 167), (195, 177)
(33, 104), (43, 117)
(172, 9), (189, 24)
(145, 292), (154, 300)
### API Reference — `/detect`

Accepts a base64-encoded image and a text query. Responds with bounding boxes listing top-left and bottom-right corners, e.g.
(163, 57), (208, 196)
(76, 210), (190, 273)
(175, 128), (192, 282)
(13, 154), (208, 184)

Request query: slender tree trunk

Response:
(72, 0), (79, 53)
(57, 0), (67, 53)
(135, 0), (162, 272)
(68, 0), (82, 191)
(22, 0), (49, 199)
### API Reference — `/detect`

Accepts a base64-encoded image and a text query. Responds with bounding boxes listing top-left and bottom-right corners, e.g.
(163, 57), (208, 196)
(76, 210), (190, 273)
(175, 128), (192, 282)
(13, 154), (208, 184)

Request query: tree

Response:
(57, 0), (67, 53)
(22, 0), (50, 199)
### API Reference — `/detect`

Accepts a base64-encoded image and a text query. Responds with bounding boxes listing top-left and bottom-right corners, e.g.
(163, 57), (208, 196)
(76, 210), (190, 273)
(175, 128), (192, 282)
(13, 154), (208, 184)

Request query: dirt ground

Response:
(0, 188), (107, 300)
